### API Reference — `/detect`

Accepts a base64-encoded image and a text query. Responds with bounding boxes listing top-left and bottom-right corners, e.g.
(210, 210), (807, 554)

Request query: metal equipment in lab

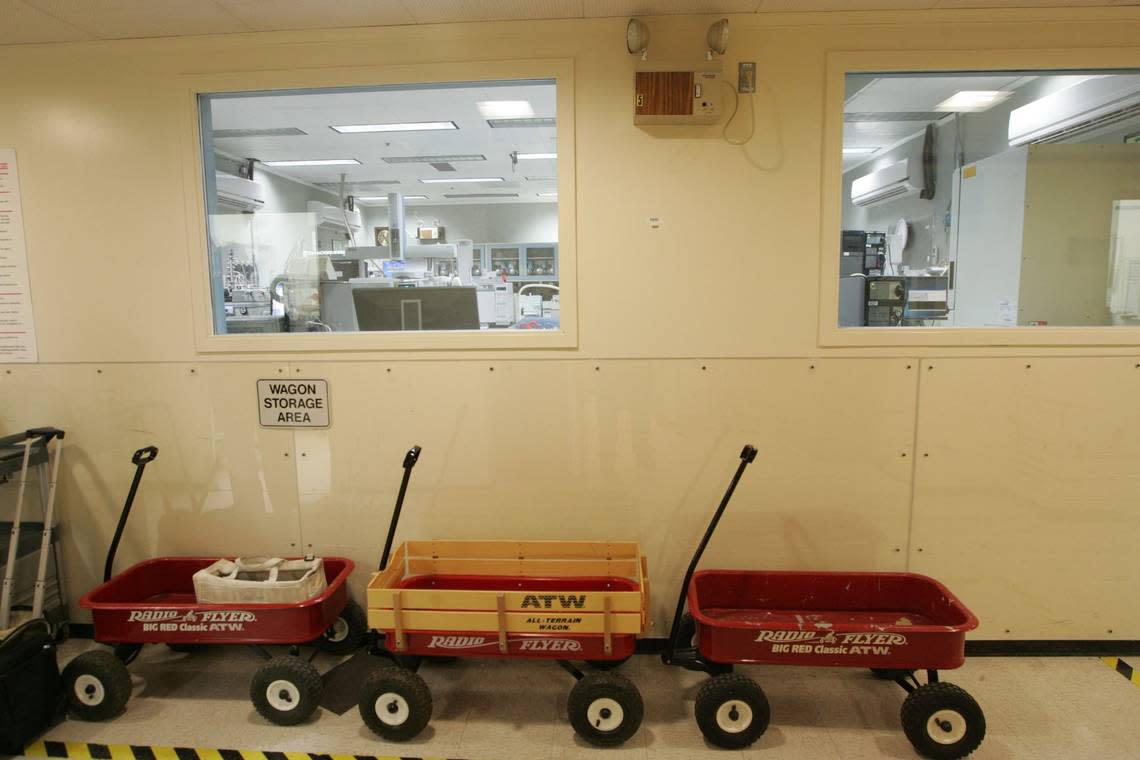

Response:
(865, 277), (906, 327)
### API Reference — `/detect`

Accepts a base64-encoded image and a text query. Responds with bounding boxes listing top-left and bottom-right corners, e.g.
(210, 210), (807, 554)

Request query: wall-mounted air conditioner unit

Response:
(1008, 75), (1140, 146)
(851, 158), (919, 207)
(307, 201), (363, 231)
(215, 172), (265, 212)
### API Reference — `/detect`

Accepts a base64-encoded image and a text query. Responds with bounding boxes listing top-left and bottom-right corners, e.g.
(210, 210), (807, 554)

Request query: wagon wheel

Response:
(316, 598), (368, 655)
(900, 682), (986, 760)
(586, 655), (632, 671)
(694, 673), (770, 749)
(567, 671), (643, 747)
(359, 665), (433, 741)
(249, 657), (323, 726)
(62, 650), (132, 721)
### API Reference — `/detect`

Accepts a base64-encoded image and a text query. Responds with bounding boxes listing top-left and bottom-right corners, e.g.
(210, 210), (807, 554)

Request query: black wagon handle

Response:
(664, 444), (758, 662)
(104, 445), (160, 583)
(379, 445), (422, 571)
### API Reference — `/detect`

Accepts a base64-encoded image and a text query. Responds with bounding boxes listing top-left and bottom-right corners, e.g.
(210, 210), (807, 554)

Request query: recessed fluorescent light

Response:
(515, 152), (557, 160)
(444, 193), (519, 199)
(382, 155), (485, 164)
(420, 177), (503, 184)
(488, 117), (556, 129)
(935, 90), (1013, 113)
(842, 147), (880, 156)
(477, 101), (534, 119)
(537, 192), (558, 197)
(262, 159), (361, 167)
(214, 127), (307, 138)
(356, 195), (429, 201)
(331, 122), (458, 133)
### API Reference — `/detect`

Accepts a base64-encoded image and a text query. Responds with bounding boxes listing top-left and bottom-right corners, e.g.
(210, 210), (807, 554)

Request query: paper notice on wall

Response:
(0, 149), (37, 363)
(997, 298), (1018, 327)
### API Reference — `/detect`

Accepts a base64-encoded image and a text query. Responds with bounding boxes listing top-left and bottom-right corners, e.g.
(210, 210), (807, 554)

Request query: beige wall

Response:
(1, 7), (1139, 640)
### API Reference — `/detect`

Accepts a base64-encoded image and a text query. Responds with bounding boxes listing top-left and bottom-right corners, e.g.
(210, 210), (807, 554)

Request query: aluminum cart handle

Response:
(379, 445), (422, 571)
(664, 444), (757, 662)
(104, 446), (159, 583)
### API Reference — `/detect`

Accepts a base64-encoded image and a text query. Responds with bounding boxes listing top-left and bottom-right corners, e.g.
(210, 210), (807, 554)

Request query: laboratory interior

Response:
(1, 3), (1140, 760)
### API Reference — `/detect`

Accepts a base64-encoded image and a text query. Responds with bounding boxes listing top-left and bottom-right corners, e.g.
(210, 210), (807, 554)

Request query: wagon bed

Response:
(688, 569), (977, 670)
(367, 540), (650, 660)
(81, 556), (354, 646)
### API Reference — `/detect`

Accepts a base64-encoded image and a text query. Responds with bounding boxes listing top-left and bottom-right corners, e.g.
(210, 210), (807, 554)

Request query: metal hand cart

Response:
(64, 445), (367, 725)
(359, 446), (651, 747)
(662, 445), (985, 759)
(0, 427), (68, 638)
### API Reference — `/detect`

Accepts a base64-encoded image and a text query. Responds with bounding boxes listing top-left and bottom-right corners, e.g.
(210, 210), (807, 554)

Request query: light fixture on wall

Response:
(626, 18), (650, 59)
(706, 18), (729, 59)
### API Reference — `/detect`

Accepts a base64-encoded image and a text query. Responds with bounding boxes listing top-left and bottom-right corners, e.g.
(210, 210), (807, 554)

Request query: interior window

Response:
(838, 70), (1140, 328)
(199, 80), (559, 335)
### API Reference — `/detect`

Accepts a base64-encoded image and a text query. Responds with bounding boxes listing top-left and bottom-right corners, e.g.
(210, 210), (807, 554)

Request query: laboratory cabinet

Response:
(487, 243), (559, 283)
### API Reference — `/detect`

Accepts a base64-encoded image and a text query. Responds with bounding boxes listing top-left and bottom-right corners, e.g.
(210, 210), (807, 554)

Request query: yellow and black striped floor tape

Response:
(1102, 657), (1140, 687)
(22, 742), (463, 760)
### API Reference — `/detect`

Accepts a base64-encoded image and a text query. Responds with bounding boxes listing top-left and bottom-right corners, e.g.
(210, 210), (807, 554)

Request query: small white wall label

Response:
(257, 379), (330, 427)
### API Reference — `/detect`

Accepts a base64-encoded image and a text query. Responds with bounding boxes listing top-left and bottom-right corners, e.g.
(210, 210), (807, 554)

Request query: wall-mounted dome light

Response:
(706, 18), (729, 57)
(626, 18), (650, 59)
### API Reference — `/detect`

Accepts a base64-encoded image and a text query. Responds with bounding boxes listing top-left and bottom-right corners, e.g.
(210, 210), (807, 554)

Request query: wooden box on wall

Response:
(634, 66), (723, 125)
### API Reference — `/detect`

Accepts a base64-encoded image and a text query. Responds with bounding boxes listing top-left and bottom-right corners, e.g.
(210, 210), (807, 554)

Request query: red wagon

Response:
(62, 447), (367, 726)
(356, 447), (651, 747)
(662, 446), (985, 759)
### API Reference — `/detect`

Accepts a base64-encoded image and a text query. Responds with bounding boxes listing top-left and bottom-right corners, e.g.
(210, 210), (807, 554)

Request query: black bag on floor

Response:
(0, 619), (62, 754)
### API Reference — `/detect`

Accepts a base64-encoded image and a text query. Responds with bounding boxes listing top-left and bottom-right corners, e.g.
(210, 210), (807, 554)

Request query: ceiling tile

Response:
(760, 0), (937, 10)
(213, 0), (414, 32)
(582, 0), (762, 16)
(401, 0), (584, 24)
(0, 0), (91, 43)
(21, 0), (250, 39)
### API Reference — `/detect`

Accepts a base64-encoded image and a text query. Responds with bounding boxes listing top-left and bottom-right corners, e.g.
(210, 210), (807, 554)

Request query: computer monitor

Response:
(353, 286), (480, 331)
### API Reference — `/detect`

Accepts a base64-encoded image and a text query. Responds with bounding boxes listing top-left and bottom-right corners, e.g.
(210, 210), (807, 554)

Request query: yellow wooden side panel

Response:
(367, 608), (644, 634)
(405, 540), (640, 560)
(368, 587), (643, 613)
(405, 557), (641, 578)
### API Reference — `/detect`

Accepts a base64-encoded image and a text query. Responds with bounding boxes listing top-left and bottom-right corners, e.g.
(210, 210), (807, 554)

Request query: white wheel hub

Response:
(74, 674), (105, 706)
(587, 697), (625, 733)
(266, 679), (301, 712)
(326, 617), (349, 642)
(715, 700), (754, 734)
(375, 692), (410, 726)
(927, 709), (967, 745)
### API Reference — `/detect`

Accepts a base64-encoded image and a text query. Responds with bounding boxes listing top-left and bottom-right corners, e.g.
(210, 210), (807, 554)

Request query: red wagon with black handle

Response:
(65, 446), (366, 726)
(662, 445), (985, 759)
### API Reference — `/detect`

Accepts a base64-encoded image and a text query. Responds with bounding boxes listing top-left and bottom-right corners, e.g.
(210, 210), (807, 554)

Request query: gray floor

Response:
(29, 640), (1140, 759)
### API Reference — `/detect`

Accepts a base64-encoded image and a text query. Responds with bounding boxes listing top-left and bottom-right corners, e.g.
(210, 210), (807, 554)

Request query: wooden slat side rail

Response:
(405, 557), (640, 579)
(368, 608), (644, 635)
(368, 588), (644, 613)
(393, 590), (406, 651)
(496, 594), (508, 653)
(640, 555), (652, 631)
(366, 543), (408, 611)
(404, 540), (640, 561)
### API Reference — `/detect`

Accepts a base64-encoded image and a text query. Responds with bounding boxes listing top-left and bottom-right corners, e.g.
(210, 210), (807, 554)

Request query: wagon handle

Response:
(664, 444), (757, 663)
(104, 445), (160, 583)
(379, 445), (422, 571)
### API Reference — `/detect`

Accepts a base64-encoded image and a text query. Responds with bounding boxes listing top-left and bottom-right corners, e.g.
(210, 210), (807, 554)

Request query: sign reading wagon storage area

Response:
(257, 379), (330, 428)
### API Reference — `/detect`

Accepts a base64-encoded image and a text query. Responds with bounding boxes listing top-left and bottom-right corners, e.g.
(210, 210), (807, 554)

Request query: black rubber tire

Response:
(900, 682), (986, 760)
(586, 655), (632, 671)
(871, 668), (914, 681)
(249, 657), (323, 726)
(694, 672), (771, 749)
(62, 649), (132, 721)
(316, 598), (368, 655)
(358, 665), (433, 741)
(566, 671), (644, 747)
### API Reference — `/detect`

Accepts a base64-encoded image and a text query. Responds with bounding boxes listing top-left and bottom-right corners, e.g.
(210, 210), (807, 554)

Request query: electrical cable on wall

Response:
(720, 79), (783, 172)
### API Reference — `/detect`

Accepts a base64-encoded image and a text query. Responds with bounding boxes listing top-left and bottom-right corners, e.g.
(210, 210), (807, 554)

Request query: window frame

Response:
(180, 59), (576, 353)
(819, 47), (1140, 348)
